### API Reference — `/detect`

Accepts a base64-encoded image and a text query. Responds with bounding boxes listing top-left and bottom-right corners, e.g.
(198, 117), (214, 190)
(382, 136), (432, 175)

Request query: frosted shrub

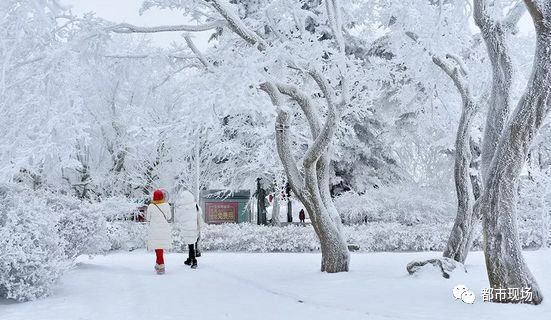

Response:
(0, 184), (145, 301)
(108, 221), (147, 251)
(49, 195), (110, 259)
(335, 185), (455, 225)
(52, 195), (143, 256)
(0, 184), (69, 301)
(166, 220), (544, 253)
(90, 197), (144, 252)
(194, 223), (320, 252)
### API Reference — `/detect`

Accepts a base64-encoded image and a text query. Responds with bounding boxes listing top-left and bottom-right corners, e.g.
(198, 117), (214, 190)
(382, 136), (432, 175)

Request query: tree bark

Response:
(263, 78), (350, 273)
(442, 99), (477, 263)
(476, 23), (514, 182)
(430, 55), (478, 264)
(480, 0), (550, 305)
(440, 0), (523, 265)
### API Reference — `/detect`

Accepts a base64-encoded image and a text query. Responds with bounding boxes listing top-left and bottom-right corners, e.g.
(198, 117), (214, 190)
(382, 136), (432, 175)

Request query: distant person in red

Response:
(299, 209), (306, 224)
(146, 189), (172, 275)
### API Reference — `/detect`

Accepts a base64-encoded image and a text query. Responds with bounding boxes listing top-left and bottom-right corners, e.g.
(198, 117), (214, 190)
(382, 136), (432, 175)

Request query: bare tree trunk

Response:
(479, 0), (550, 305)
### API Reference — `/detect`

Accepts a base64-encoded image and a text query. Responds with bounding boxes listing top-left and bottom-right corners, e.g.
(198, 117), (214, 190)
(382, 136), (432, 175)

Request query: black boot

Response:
(195, 240), (201, 257)
(187, 243), (196, 267)
(184, 258), (191, 266)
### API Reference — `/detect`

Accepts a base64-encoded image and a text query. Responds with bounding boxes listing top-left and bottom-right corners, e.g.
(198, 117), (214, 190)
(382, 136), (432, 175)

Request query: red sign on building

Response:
(205, 202), (238, 224)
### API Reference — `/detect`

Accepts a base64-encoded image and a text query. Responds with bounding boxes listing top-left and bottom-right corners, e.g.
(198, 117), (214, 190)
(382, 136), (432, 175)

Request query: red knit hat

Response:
(152, 189), (164, 202)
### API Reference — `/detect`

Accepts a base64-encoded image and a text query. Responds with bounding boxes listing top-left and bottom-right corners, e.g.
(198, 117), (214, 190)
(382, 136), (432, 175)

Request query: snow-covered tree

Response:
(477, 0), (550, 305)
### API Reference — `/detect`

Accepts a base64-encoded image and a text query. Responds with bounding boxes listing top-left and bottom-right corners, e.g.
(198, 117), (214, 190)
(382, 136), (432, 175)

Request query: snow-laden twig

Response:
(205, 0), (267, 51)
(184, 34), (213, 71)
(110, 20), (226, 34)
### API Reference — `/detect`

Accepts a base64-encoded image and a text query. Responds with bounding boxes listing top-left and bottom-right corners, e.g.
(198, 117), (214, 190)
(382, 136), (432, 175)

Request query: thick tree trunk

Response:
(480, 6), (550, 303)
(478, 27), (514, 180)
(304, 162), (349, 273)
(317, 152), (343, 231)
(440, 0), (521, 265)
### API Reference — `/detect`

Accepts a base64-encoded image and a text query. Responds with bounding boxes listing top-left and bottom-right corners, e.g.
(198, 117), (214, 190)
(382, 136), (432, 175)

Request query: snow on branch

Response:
(259, 81), (284, 106)
(503, 1), (527, 32)
(432, 55), (471, 103)
(184, 34), (213, 71)
(205, 0), (267, 51)
(275, 83), (321, 137)
(475, 0), (527, 32)
(110, 20), (225, 34)
(302, 69), (338, 167)
(259, 82), (305, 195)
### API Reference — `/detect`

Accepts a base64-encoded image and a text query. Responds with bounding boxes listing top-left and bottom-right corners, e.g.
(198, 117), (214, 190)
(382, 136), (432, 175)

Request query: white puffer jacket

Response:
(174, 191), (202, 245)
(146, 202), (172, 250)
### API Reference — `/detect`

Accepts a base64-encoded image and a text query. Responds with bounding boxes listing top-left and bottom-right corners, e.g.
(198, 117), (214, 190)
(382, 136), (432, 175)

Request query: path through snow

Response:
(1, 250), (549, 320)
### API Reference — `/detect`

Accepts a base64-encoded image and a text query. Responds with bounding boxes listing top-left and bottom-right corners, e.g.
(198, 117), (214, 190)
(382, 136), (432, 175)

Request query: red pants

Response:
(155, 249), (164, 265)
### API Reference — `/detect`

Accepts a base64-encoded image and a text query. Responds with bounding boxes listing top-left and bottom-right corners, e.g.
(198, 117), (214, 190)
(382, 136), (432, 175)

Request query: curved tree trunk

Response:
(430, 55), (479, 265)
(305, 159), (349, 273)
(480, 2), (550, 304)
(266, 79), (350, 273)
(442, 100), (477, 263)
(440, 0), (522, 265)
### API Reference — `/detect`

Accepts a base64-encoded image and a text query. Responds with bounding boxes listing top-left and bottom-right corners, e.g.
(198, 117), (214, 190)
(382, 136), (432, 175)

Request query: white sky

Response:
(61, 0), (535, 49)
(60, 0), (212, 50)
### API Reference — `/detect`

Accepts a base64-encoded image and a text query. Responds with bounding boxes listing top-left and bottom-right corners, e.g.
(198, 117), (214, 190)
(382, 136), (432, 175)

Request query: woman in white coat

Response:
(146, 189), (172, 274)
(175, 190), (202, 269)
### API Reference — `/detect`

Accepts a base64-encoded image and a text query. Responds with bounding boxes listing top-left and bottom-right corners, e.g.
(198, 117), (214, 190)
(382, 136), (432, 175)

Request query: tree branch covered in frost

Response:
(110, 20), (226, 33)
(302, 69), (338, 167)
(259, 82), (305, 197)
(205, 0), (267, 50)
(183, 34), (213, 71)
(432, 55), (471, 102)
(503, 0), (528, 32)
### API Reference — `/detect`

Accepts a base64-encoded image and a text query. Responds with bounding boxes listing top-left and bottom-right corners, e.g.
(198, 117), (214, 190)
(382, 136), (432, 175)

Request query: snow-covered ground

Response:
(1, 250), (549, 320)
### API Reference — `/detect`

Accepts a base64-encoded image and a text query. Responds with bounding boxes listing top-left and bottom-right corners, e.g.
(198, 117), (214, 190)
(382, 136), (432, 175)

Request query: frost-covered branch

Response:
(184, 34), (213, 71)
(110, 20), (225, 33)
(302, 69), (338, 167)
(275, 83), (321, 137)
(324, 0), (348, 104)
(259, 82), (305, 196)
(204, 0), (267, 51)
(503, 1), (527, 32)
(432, 55), (471, 102)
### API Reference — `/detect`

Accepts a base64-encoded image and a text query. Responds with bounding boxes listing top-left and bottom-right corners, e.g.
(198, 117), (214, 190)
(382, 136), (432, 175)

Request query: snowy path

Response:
(1, 250), (549, 320)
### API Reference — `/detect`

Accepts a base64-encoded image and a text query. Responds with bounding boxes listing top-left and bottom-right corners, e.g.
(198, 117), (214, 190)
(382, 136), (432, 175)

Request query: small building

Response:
(199, 190), (251, 224)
